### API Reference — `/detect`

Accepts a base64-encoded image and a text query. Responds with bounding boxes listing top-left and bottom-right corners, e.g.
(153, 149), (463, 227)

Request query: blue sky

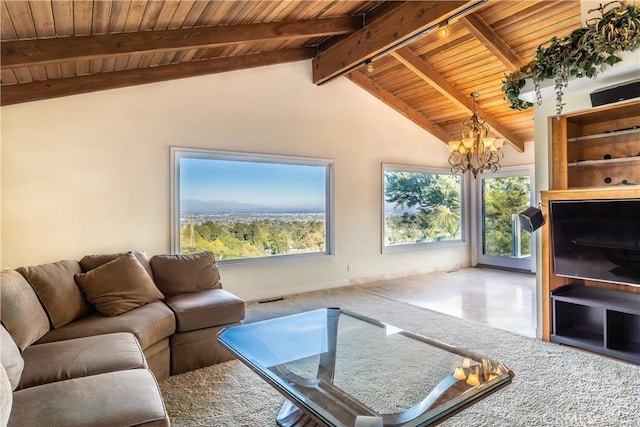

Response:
(180, 157), (326, 209)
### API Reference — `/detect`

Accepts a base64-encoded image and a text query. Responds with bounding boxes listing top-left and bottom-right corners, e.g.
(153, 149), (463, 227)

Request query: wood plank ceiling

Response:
(1, 1), (582, 150)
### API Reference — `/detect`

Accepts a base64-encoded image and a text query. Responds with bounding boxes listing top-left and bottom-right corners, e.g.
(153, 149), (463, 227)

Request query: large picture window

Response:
(172, 148), (334, 263)
(383, 164), (465, 252)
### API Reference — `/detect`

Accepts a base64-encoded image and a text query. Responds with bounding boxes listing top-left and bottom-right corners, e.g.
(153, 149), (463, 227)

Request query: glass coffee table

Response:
(218, 308), (514, 427)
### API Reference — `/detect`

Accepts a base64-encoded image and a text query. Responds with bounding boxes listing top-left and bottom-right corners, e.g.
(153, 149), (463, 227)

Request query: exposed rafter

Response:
(348, 71), (454, 143)
(1, 48), (314, 106)
(1, 16), (361, 69)
(390, 47), (524, 152)
(312, 1), (477, 85)
(459, 14), (524, 71)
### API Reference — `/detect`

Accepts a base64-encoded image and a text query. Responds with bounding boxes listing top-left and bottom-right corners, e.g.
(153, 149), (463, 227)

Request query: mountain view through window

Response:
(175, 152), (332, 261)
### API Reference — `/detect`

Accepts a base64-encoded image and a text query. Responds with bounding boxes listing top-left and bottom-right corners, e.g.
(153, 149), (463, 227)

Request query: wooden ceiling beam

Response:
(1, 16), (360, 69)
(459, 13), (524, 71)
(312, 1), (478, 85)
(348, 71), (454, 143)
(1, 47), (314, 106)
(390, 47), (524, 152)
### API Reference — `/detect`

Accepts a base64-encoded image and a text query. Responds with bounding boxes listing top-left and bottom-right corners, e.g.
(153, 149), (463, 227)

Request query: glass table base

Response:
(277, 400), (318, 427)
(277, 400), (385, 427)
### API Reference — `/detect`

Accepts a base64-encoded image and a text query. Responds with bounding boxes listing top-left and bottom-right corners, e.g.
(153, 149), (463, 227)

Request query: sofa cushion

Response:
(0, 362), (11, 427)
(75, 253), (164, 317)
(0, 325), (24, 391)
(19, 332), (147, 389)
(150, 251), (222, 295)
(17, 260), (93, 328)
(164, 288), (245, 332)
(10, 370), (169, 427)
(36, 301), (176, 351)
(79, 250), (154, 279)
(0, 270), (50, 350)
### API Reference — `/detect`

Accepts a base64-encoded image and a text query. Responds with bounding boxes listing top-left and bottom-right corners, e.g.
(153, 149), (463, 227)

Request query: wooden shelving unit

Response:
(551, 284), (640, 364)
(551, 99), (640, 189)
(541, 188), (640, 340)
(542, 98), (640, 364)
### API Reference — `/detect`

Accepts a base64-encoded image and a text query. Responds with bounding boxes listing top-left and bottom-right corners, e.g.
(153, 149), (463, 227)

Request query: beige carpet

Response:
(160, 287), (640, 426)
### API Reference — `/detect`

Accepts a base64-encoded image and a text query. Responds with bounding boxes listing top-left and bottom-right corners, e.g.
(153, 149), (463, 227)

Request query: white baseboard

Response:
(243, 279), (350, 303)
(242, 263), (470, 303)
(349, 263), (468, 285)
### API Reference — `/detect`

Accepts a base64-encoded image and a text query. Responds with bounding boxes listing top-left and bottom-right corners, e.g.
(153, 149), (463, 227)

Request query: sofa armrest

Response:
(163, 288), (245, 333)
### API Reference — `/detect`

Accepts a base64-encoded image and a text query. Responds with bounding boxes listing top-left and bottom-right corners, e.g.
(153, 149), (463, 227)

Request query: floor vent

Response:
(257, 297), (285, 304)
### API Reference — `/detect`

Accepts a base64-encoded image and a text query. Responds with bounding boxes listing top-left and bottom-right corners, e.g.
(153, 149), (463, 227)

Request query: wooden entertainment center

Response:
(541, 98), (640, 364)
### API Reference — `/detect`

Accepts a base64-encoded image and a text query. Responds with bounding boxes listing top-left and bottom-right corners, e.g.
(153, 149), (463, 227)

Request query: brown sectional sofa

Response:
(0, 250), (245, 426)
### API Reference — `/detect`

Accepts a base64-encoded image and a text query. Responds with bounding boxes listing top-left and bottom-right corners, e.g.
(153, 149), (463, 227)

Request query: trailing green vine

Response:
(501, 1), (640, 115)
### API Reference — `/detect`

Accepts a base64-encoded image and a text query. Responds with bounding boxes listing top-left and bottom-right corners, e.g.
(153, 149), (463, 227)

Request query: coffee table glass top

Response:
(218, 308), (514, 427)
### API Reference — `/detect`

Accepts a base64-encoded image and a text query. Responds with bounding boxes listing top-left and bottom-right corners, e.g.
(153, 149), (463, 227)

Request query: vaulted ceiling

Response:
(1, 1), (582, 151)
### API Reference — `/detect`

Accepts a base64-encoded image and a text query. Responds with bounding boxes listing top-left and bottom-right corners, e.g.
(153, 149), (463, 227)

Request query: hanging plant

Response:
(501, 1), (640, 115)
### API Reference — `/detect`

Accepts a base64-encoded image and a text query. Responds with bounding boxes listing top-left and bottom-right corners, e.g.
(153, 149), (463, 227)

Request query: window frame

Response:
(171, 147), (335, 265)
(381, 163), (468, 254)
(471, 165), (535, 271)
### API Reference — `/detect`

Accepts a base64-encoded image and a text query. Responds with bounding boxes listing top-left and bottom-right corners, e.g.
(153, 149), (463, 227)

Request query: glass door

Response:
(474, 167), (534, 271)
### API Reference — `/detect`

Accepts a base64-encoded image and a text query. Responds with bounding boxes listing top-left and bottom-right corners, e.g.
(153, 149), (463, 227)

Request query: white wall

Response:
(0, 0), (626, 310)
(501, 140), (536, 166)
(2, 60), (484, 300)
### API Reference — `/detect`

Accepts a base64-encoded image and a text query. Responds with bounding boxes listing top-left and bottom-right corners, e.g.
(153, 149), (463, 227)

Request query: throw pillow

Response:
(150, 251), (222, 296)
(79, 250), (154, 279)
(75, 253), (164, 317)
(17, 260), (93, 328)
(0, 270), (51, 350)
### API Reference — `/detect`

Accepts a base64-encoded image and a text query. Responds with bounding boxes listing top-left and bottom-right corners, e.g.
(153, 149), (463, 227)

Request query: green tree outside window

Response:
(384, 170), (462, 246)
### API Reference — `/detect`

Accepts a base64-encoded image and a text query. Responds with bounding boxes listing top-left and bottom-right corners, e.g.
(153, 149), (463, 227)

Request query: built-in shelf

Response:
(552, 99), (640, 189)
(552, 288), (640, 314)
(552, 331), (604, 351)
(567, 127), (640, 142)
(551, 284), (640, 364)
(568, 157), (640, 167)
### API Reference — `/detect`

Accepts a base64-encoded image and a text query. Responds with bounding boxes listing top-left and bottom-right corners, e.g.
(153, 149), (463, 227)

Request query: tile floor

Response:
(356, 267), (537, 337)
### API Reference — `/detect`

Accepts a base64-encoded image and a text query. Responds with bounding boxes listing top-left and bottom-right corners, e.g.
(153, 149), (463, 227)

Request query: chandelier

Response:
(448, 92), (504, 178)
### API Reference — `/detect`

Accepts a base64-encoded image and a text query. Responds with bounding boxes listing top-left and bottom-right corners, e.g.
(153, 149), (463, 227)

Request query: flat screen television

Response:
(550, 198), (640, 287)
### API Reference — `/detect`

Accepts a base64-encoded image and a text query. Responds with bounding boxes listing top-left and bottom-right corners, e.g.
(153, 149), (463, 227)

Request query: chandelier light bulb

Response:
(482, 137), (496, 148)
